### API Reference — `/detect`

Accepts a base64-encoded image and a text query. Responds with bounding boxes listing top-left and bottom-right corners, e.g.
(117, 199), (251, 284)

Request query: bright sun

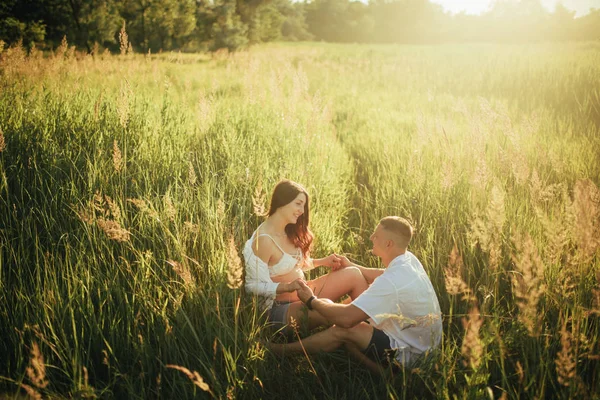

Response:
(431, 0), (598, 16)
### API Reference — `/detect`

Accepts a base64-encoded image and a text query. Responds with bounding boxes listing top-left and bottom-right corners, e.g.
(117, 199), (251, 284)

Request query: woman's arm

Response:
(244, 236), (301, 296)
(303, 254), (341, 271)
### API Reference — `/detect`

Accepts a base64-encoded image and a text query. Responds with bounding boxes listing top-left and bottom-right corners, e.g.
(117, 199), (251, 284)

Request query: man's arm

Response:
(296, 281), (368, 328)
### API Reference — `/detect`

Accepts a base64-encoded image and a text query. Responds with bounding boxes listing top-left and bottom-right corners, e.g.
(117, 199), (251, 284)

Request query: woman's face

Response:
(279, 192), (307, 225)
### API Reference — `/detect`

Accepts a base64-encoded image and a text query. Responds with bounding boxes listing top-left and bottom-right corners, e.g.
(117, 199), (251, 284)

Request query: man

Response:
(267, 216), (443, 372)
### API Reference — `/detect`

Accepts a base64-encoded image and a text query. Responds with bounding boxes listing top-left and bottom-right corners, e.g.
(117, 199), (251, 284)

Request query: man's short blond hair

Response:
(379, 216), (413, 249)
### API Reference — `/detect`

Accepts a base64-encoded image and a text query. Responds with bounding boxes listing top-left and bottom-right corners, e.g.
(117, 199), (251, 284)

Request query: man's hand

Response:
(336, 254), (354, 269)
(296, 280), (315, 303)
(286, 279), (305, 292)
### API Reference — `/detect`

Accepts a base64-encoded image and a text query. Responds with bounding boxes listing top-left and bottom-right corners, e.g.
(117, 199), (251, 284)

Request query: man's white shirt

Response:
(352, 251), (443, 365)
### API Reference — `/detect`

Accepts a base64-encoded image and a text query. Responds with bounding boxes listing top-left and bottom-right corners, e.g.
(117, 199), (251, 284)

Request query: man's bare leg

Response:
(345, 342), (385, 375)
(268, 322), (374, 355)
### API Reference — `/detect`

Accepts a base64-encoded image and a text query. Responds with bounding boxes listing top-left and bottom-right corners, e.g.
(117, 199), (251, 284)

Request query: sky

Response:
(430, 0), (600, 16)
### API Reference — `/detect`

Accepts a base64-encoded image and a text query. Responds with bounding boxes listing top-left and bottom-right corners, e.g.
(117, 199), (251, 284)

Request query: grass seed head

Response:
(168, 260), (195, 288)
(96, 218), (130, 242)
(112, 140), (122, 172)
(26, 342), (48, 389)
(166, 365), (211, 393)
(461, 304), (483, 370)
(444, 243), (475, 302)
(226, 236), (243, 289)
(119, 22), (129, 56)
(0, 126), (5, 152)
(511, 232), (545, 337)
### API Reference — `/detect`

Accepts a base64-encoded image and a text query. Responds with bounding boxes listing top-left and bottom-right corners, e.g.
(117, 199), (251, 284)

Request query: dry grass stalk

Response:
(55, 36), (68, 59)
(93, 92), (103, 121)
(197, 92), (212, 131)
(511, 232), (545, 337)
(20, 383), (42, 400)
(217, 198), (225, 221)
(556, 318), (578, 388)
(0, 126), (5, 152)
(226, 236), (243, 289)
(127, 198), (159, 219)
(74, 193), (130, 242)
(593, 270), (600, 315)
(188, 160), (197, 186)
(471, 154), (489, 190)
(252, 183), (266, 217)
(104, 195), (121, 221)
(91, 42), (100, 58)
(26, 342), (48, 389)
(535, 208), (568, 266)
(569, 179), (600, 265)
(112, 140), (122, 172)
(165, 365), (212, 394)
(511, 153), (530, 187)
(183, 221), (199, 237)
(96, 218), (130, 242)
(469, 184), (505, 271)
(119, 23), (129, 56)
(117, 81), (131, 129)
(164, 193), (176, 221)
(441, 160), (454, 191)
(516, 361), (524, 384)
(168, 260), (195, 288)
(461, 304), (483, 369)
(444, 244), (474, 302)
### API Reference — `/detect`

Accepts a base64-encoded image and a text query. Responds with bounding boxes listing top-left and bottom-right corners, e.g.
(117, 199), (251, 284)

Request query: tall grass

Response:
(0, 40), (599, 399)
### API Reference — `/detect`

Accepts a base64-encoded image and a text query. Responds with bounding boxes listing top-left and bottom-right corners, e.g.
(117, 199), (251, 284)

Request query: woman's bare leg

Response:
(307, 267), (369, 301)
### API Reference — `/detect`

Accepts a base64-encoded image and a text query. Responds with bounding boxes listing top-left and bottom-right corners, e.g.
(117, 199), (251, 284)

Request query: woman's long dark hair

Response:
(267, 179), (313, 258)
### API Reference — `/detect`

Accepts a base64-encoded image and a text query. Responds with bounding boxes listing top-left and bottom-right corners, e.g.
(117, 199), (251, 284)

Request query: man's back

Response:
(352, 251), (442, 364)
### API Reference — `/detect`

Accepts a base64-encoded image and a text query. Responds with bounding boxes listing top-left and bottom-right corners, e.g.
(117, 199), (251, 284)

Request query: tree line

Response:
(1, 0), (599, 52)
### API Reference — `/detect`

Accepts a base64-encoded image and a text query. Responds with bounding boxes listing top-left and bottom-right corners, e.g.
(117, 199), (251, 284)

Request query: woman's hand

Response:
(286, 279), (305, 292)
(319, 254), (342, 270)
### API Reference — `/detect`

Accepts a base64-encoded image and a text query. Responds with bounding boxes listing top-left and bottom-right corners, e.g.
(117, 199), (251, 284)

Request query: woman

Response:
(243, 179), (369, 331)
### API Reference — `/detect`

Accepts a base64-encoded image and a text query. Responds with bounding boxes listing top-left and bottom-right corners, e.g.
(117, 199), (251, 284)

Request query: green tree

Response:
(278, 0), (312, 41)
(211, 0), (248, 51)
(0, 0), (46, 46)
(61, 0), (121, 51)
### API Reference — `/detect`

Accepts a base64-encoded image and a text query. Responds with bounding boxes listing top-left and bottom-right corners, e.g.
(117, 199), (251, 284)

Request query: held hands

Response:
(322, 254), (343, 271)
(295, 280), (315, 304)
(286, 279), (305, 292)
(330, 253), (353, 271)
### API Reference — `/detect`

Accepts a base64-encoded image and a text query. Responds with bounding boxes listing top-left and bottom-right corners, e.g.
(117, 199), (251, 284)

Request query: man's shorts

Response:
(362, 327), (397, 365)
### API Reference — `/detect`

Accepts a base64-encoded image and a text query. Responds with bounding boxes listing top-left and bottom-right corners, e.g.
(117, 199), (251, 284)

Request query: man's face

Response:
(369, 224), (388, 258)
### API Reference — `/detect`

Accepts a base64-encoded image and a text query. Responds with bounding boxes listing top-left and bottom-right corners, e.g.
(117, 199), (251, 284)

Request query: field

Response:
(0, 40), (599, 399)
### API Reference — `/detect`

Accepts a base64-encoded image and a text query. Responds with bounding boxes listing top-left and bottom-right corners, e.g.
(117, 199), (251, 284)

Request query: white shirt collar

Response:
(388, 251), (410, 268)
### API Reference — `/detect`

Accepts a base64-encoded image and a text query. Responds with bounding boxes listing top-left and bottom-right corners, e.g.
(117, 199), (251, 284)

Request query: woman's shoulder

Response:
(243, 231), (276, 262)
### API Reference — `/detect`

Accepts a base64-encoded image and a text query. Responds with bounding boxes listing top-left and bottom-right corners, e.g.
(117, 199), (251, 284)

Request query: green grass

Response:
(0, 40), (599, 399)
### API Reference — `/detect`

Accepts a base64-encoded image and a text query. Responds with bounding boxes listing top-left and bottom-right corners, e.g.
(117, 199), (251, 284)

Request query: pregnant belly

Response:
(272, 268), (304, 302)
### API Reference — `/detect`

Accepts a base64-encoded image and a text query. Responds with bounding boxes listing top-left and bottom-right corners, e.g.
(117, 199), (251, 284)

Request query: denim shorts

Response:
(268, 301), (292, 329)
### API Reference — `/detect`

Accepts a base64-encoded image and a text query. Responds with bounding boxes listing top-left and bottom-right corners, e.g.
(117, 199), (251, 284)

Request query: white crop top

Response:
(243, 229), (315, 310)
